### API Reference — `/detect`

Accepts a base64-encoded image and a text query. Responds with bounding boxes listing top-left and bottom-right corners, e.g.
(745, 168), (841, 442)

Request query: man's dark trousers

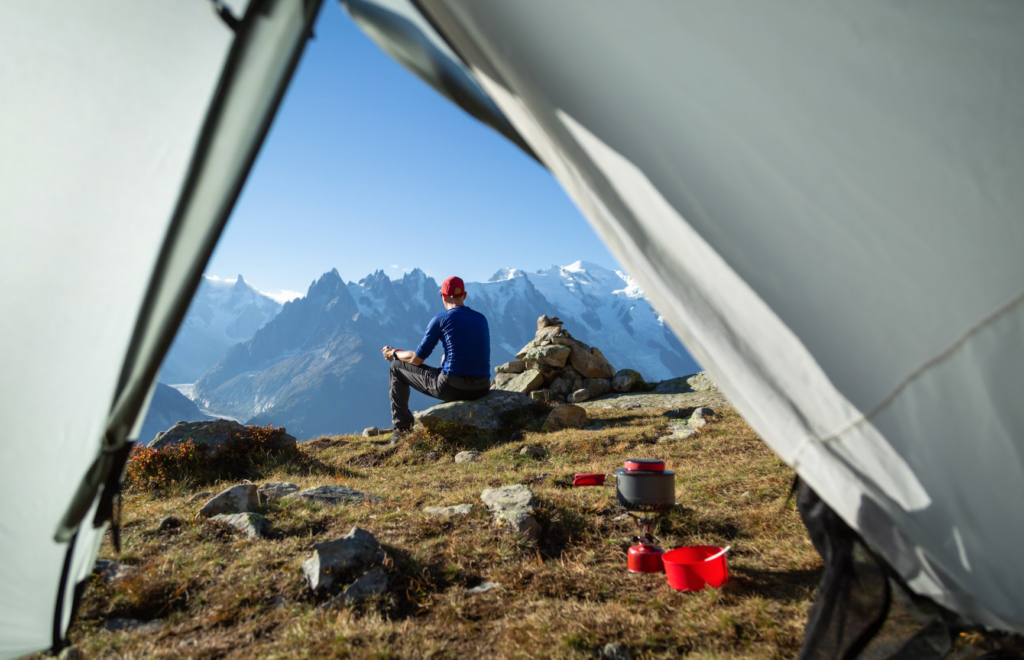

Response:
(389, 360), (490, 430)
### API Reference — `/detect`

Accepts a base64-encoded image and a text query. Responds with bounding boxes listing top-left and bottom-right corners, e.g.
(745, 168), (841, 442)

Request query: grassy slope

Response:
(67, 391), (826, 659)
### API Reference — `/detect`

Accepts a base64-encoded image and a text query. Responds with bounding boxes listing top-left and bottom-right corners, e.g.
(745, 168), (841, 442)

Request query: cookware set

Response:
(574, 458), (730, 590)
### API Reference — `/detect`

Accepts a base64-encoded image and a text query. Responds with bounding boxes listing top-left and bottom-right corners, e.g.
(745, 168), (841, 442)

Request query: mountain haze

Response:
(191, 263), (699, 439)
(159, 275), (282, 384)
(138, 383), (213, 444)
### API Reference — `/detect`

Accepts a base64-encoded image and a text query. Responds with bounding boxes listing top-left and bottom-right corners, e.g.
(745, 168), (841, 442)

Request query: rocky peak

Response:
(307, 269), (344, 298)
(357, 269), (398, 300)
(402, 268), (426, 282)
(228, 274), (255, 306)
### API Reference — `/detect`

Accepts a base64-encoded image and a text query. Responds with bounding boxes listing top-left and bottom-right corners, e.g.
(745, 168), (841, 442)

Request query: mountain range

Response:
(138, 383), (214, 445)
(159, 275), (282, 384)
(181, 262), (698, 439)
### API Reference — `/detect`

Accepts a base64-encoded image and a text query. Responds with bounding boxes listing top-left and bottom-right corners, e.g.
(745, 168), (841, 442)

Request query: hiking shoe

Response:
(390, 427), (413, 444)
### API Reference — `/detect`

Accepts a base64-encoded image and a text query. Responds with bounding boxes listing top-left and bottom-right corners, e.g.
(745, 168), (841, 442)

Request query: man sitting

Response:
(382, 276), (491, 438)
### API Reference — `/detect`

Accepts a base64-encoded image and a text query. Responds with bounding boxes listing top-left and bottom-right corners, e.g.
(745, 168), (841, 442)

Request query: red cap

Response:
(440, 276), (466, 297)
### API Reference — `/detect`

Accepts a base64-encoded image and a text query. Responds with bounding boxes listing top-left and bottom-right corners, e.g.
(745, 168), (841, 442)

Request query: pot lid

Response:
(624, 458), (665, 472)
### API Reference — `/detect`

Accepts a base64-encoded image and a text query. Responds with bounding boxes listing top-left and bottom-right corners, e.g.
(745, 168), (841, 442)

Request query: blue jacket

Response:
(414, 306), (490, 377)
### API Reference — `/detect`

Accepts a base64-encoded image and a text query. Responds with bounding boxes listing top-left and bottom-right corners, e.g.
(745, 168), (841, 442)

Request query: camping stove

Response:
(574, 458), (676, 574)
(625, 512), (666, 573)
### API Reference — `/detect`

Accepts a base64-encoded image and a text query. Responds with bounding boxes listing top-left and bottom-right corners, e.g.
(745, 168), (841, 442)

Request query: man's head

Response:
(440, 276), (467, 307)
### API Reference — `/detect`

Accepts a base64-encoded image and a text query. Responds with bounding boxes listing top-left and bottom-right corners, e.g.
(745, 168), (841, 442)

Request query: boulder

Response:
(491, 373), (516, 389)
(612, 369), (645, 393)
(285, 485), (383, 505)
(468, 581), (500, 594)
(690, 406), (716, 428)
(259, 481), (299, 503)
(693, 406), (715, 420)
(362, 427), (380, 437)
(529, 389), (564, 404)
(601, 642), (633, 660)
(455, 451), (482, 463)
(481, 484), (536, 513)
(524, 344), (571, 368)
(416, 390), (540, 434)
(158, 516), (181, 531)
(103, 618), (163, 634)
(542, 404), (589, 431)
(149, 418), (245, 450)
(535, 365), (561, 385)
(199, 484), (259, 518)
(536, 314), (563, 330)
(535, 325), (566, 341)
(568, 389), (591, 404)
(480, 484), (541, 541)
(209, 512), (267, 539)
(591, 348), (616, 378)
(584, 378), (612, 398)
(657, 418), (695, 443)
(302, 527), (384, 592)
(654, 371), (717, 394)
(549, 376), (572, 398)
(322, 566), (389, 607)
(549, 335), (575, 346)
(514, 340), (539, 360)
(424, 503), (473, 517)
(149, 419), (296, 454)
(569, 343), (615, 379)
(550, 369), (584, 397)
(495, 360), (526, 374)
(490, 368), (544, 394)
(94, 559), (133, 583)
(518, 445), (549, 459)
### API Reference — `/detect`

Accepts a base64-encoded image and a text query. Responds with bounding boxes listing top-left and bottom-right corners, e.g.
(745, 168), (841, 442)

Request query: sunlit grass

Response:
(61, 398), (831, 659)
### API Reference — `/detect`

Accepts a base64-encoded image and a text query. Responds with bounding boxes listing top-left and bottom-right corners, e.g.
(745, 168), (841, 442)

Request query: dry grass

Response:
(63, 401), (827, 659)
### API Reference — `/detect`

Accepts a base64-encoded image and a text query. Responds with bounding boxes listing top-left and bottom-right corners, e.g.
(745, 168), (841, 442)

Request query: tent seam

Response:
(819, 285), (1024, 445)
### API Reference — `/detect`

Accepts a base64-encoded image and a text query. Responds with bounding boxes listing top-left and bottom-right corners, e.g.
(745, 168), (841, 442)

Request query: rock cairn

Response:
(491, 315), (645, 404)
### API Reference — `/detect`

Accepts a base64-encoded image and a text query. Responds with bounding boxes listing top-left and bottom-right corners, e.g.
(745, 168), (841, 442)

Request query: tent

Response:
(2, 0), (1023, 657)
(0, 1), (323, 657)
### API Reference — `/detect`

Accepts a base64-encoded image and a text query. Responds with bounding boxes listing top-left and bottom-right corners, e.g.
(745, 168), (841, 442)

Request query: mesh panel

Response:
(796, 483), (1024, 659)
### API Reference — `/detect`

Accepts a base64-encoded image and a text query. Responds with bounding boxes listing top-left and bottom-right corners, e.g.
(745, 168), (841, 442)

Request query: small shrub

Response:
(123, 425), (300, 492)
(122, 440), (205, 492)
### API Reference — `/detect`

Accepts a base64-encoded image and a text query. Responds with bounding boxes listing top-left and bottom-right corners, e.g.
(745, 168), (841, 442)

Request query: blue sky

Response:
(206, 2), (620, 302)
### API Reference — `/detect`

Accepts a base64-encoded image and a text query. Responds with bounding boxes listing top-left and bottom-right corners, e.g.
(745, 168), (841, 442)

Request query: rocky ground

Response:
(43, 372), (1012, 660)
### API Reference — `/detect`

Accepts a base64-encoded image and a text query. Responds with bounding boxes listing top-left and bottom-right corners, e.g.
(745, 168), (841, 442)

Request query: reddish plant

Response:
(123, 425), (299, 492)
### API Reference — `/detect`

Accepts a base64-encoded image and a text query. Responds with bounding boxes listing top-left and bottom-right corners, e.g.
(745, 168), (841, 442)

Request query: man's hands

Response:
(383, 346), (424, 366)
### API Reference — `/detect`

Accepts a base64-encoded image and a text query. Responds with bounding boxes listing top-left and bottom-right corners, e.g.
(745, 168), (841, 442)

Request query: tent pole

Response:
(50, 530), (78, 655)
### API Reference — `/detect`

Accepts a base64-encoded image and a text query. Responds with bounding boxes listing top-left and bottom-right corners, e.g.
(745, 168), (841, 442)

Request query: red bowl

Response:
(662, 546), (729, 591)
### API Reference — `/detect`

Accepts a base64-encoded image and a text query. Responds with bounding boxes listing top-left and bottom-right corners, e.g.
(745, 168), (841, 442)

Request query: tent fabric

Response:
(403, 0), (1024, 633)
(341, 0), (534, 158)
(0, 1), (321, 657)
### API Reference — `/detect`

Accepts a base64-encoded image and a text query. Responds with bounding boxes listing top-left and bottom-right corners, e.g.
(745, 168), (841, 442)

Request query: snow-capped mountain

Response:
(474, 261), (697, 380)
(189, 262), (698, 439)
(158, 275), (282, 384)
